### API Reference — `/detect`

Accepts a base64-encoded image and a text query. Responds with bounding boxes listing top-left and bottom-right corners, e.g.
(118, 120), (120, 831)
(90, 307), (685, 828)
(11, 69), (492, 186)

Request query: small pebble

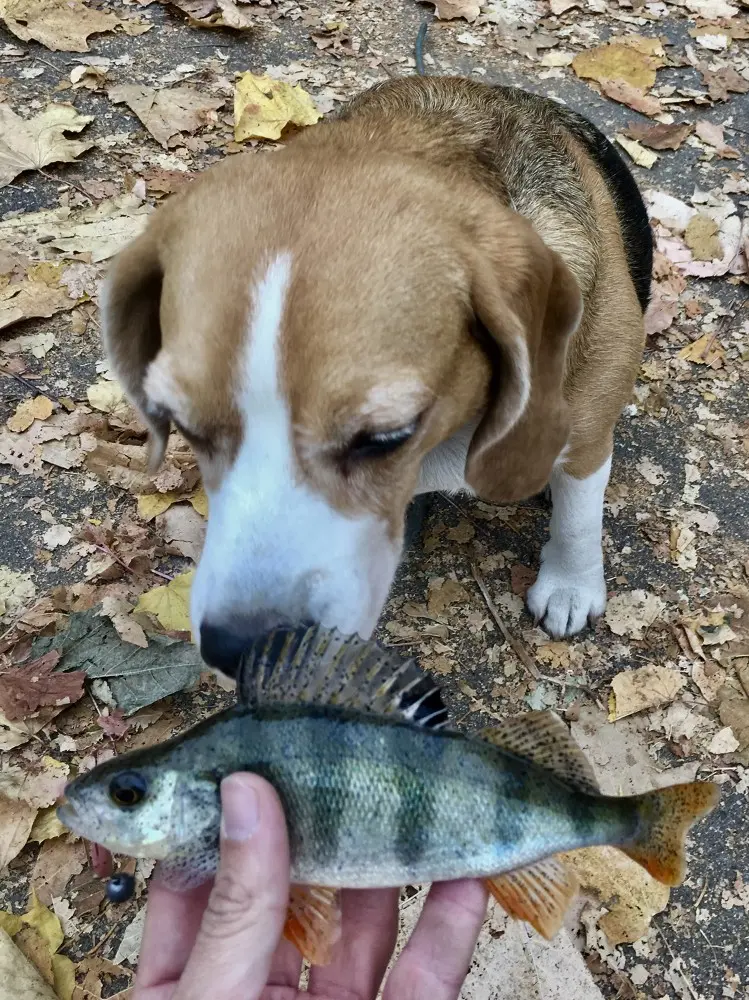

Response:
(106, 872), (135, 903)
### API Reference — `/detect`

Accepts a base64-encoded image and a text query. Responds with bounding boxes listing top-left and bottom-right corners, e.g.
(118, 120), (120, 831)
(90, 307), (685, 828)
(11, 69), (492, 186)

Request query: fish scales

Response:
(57, 626), (720, 960)
(146, 704), (637, 888)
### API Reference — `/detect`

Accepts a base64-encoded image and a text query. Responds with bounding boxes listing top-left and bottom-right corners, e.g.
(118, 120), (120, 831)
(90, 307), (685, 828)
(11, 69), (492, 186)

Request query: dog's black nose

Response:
(199, 613), (308, 678)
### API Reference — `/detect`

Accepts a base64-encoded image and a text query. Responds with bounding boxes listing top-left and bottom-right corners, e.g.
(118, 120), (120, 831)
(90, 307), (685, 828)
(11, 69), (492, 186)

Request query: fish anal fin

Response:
(486, 856), (579, 940)
(479, 712), (599, 795)
(284, 885), (342, 966)
(237, 626), (449, 729)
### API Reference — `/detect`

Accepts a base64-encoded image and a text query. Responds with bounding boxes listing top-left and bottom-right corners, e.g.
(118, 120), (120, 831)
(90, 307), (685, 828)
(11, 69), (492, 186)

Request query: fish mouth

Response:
(56, 798), (81, 835)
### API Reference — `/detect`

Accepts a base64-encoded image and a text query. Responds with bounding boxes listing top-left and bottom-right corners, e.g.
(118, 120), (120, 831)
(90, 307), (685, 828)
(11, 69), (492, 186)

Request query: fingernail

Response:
(220, 774), (260, 842)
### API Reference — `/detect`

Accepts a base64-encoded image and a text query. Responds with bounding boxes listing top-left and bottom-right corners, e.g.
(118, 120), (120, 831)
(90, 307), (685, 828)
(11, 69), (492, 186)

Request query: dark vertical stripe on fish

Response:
(393, 728), (437, 872)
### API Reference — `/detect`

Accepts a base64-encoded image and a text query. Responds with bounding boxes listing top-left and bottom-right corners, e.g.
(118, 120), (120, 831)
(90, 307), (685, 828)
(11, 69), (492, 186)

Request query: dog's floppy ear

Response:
(101, 225), (169, 470)
(464, 213), (583, 502)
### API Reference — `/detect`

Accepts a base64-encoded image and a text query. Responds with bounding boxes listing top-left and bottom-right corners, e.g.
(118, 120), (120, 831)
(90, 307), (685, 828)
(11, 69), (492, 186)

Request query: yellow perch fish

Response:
(58, 627), (719, 964)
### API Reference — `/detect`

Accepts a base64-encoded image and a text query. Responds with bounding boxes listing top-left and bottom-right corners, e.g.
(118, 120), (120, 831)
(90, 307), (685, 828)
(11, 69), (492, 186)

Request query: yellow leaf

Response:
(86, 377), (128, 416)
(189, 485), (208, 517)
(21, 892), (63, 955)
(0, 927), (57, 1000)
(678, 331), (725, 365)
(28, 807), (67, 844)
(572, 40), (663, 91)
(233, 72), (321, 142)
(135, 570), (194, 632)
(137, 485), (208, 522)
(7, 395), (54, 433)
(51, 953), (76, 1000)
(0, 912), (23, 937)
(614, 134), (658, 169)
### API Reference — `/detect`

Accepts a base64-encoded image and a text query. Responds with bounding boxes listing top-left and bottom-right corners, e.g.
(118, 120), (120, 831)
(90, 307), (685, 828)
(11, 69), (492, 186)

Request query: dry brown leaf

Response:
(431, 0), (480, 20)
(700, 64), (749, 101)
(6, 396), (54, 434)
(624, 121), (693, 150)
(0, 0), (148, 51)
(0, 651), (85, 721)
(599, 80), (663, 115)
(0, 796), (36, 870)
(426, 577), (470, 616)
(157, 504), (206, 561)
(31, 839), (86, 906)
(0, 103), (93, 188)
(719, 697), (749, 749)
(0, 264), (79, 332)
(695, 120), (740, 157)
(109, 84), (224, 148)
(0, 926), (57, 1000)
(609, 664), (686, 720)
(162, 0), (254, 29)
(604, 590), (665, 639)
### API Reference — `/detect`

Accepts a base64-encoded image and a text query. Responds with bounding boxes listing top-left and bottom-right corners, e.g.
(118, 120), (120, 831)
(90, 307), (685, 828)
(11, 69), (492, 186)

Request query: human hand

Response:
(135, 773), (489, 1000)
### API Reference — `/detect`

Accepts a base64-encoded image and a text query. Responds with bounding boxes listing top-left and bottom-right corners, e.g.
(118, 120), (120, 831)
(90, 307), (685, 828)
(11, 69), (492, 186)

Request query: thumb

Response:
(175, 773), (290, 1000)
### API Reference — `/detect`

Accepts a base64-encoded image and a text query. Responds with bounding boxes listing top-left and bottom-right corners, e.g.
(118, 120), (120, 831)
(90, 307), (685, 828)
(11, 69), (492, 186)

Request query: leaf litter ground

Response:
(0, 1), (748, 998)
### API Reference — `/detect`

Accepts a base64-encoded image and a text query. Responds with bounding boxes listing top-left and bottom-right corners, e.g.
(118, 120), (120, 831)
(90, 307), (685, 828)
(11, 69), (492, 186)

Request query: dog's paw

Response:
(526, 547), (606, 638)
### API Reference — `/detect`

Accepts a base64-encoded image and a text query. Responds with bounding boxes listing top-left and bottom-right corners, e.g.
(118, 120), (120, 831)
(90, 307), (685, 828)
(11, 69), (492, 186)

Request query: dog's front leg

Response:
(526, 455), (611, 638)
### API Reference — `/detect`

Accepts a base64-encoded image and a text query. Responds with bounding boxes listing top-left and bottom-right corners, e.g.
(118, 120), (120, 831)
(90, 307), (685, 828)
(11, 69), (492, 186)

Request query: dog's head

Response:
(102, 148), (581, 675)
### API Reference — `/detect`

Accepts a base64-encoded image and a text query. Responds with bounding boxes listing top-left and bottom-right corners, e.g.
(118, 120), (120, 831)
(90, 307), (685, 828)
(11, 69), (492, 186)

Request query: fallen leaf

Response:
(97, 708), (129, 738)
(31, 839), (86, 906)
(695, 120), (739, 158)
(109, 84), (224, 148)
(700, 64), (749, 101)
(137, 485), (207, 521)
(572, 39), (664, 91)
(6, 396), (54, 434)
(234, 72), (321, 142)
(0, 652), (85, 721)
(0, 262), (79, 332)
(609, 664), (686, 720)
(41, 524), (72, 550)
(112, 906), (146, 966)
(615, 134), (658, 169)
(135, 571), (194, 633)
(431, 0), (480, 19)
(636, 457), (665, 485)
(562, 846), (669, 944)
(0, 795), (36, 870)
(28, 806), (67, 843)
(0, 102), (93, 188)
(0, 926), (57, 1000)
(604, 590), (666, 639)
(0, 893), (75, 1000)
(161, 0), (254, 29)
(678, 331), (725, 365)
(0, 757), (69, 809)
(0, 565), (36, 618)
(684, 213), (722, 261)
(426, 577), (470, 616)
(0, 0), (144, 52)
(157, 504), (205, 561)
(85, 378), (130, 420)
(599, 80), (663, 115)
(707, 726), (739, 754)
(719, 698), (749, 749)
(31, 607), (202, 714)
(624, 121), (692, 150)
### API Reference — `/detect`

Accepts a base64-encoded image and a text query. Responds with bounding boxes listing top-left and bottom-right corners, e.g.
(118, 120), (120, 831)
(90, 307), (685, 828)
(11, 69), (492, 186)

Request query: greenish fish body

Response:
(58, 627), (719, 955)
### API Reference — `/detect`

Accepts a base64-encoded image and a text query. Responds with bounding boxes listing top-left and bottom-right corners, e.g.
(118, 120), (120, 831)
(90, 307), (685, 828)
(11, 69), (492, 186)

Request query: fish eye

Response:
(109, 771), (148, 808)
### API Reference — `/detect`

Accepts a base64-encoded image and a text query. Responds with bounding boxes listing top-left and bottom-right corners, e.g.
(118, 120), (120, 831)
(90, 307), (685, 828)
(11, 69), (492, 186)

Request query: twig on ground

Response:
(471, 564), (540, 680)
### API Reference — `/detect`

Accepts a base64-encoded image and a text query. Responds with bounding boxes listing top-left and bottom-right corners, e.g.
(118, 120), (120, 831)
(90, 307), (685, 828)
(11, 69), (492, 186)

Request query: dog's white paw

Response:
(527, 544), (606, 638)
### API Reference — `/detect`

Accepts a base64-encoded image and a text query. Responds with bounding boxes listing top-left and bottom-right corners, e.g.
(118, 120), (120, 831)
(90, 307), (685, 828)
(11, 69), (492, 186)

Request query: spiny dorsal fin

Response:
(479, 711), (599, 794)
(284, 885), (342, 966)
(486, 856), (579, 940)
(237, 626), (449, 729)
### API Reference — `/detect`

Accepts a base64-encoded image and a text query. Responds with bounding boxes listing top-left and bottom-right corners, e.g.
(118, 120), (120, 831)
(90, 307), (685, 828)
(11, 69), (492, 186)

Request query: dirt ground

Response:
(1, 1), (748, 998)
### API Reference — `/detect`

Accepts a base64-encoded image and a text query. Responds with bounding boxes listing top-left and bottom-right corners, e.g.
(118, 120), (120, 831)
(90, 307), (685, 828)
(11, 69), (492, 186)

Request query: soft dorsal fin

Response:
(237, 626), (449, 729)
(479, 711), (599, 794)
(486, 856), (579, 939)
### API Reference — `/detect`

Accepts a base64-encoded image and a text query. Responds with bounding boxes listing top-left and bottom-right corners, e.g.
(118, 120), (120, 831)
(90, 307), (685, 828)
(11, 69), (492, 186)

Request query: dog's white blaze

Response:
(526, 454), (611, 637)
(191, 252), (401, 641)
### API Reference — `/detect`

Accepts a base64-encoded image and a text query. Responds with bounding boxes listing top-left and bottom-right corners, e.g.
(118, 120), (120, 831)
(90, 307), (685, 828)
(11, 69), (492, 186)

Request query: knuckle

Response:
(200, 869), (285, 941)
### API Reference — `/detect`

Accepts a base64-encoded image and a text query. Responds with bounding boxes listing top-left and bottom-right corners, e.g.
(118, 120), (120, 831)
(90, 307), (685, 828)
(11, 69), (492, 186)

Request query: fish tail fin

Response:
(622, 781), (720, 886)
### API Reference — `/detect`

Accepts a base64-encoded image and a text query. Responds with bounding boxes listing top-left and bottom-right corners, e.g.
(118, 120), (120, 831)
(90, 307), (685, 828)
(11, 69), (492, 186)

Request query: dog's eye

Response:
(348, 420), (419, 460)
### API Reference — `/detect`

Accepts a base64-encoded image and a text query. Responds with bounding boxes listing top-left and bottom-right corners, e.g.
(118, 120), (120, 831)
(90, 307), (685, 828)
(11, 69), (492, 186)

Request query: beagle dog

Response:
(103, 76), (652, 677)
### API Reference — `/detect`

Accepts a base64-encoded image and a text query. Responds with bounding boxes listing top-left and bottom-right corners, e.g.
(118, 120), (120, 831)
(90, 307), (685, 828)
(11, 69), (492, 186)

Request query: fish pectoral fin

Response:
(486, 856), (579, 940)
(478, 712), (599, 795)
(284, 885), (342, 966)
